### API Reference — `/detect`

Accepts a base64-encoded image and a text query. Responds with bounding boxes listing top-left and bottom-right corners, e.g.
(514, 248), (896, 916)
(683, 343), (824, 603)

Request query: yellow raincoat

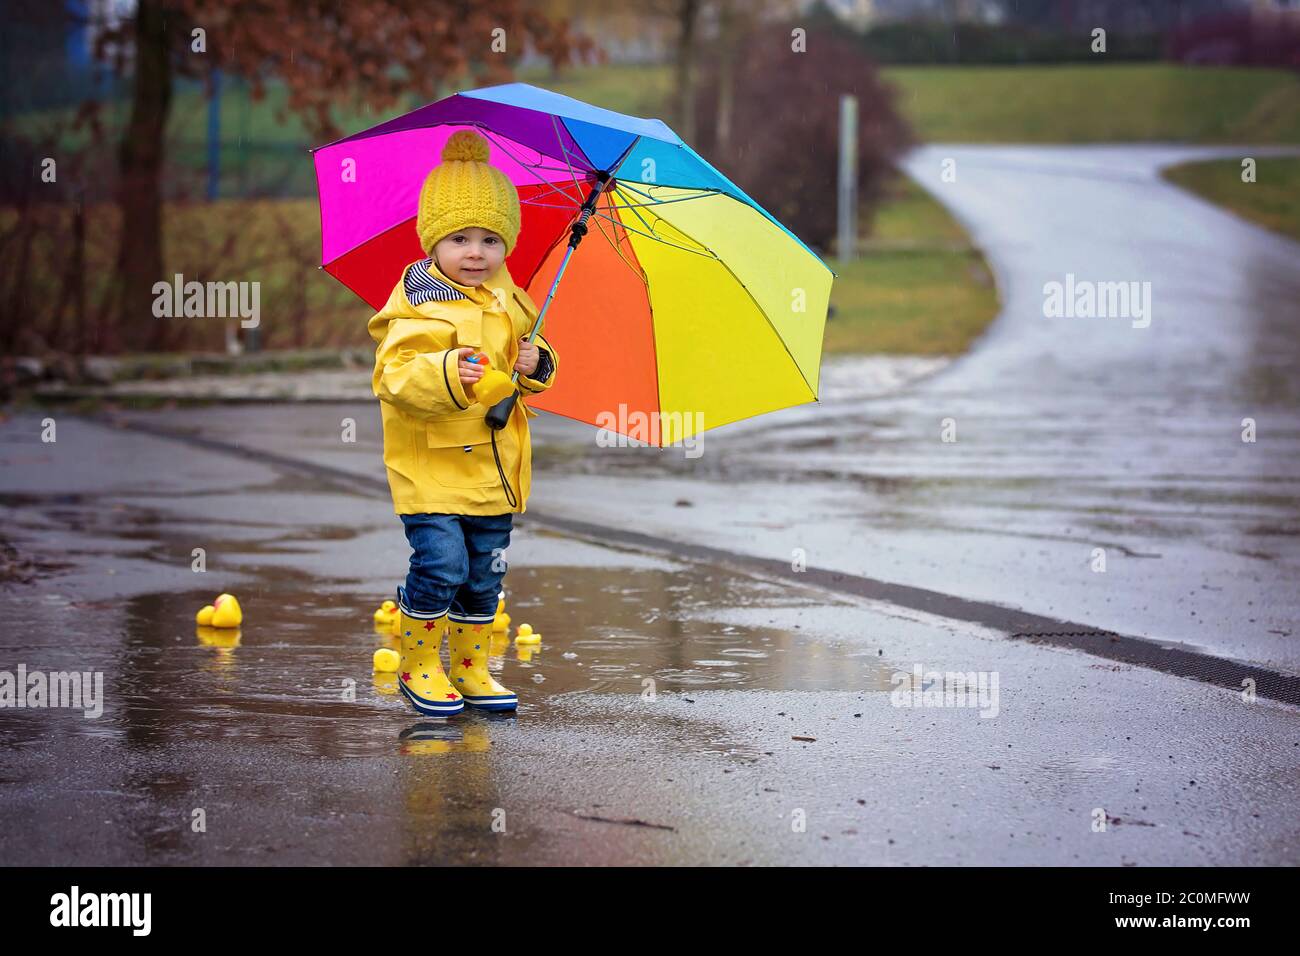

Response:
(368, 258), (558, 515)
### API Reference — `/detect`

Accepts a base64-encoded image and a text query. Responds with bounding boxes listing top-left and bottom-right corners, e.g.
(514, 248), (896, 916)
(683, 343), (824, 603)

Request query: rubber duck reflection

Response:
(195, 625), (241, 673)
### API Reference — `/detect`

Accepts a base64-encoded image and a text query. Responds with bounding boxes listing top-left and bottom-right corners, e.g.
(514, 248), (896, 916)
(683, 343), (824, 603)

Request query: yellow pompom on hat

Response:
(416, 129), (521, 257)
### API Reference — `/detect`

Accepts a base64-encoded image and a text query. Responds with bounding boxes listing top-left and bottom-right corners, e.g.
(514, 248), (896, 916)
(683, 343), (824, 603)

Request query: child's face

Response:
(433, 227), (506, 287)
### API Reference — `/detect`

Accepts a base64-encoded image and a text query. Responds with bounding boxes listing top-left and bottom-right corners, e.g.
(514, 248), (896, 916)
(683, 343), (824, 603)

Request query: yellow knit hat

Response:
(416, 130), (521, 256)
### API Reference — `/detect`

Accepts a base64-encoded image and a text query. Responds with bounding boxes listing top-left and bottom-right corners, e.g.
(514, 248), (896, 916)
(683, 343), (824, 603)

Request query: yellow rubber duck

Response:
(196, 593), (242, 628)
(465, 352), (516, 406)
(211, 593), (243, 628)
(373, 600), (399, 626)
(515, 622), (540, 645)
(373, 647), (400, 673)
(492, 595), (511, 633)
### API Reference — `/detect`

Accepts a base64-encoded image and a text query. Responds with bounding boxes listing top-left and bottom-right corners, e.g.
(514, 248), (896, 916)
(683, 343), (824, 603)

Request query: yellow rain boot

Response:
(447, 613), (518, 710)
(395, 588), (464, 718)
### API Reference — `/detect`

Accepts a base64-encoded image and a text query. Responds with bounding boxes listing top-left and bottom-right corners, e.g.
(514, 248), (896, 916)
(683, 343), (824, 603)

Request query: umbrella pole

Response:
(485, 171), (611, 431)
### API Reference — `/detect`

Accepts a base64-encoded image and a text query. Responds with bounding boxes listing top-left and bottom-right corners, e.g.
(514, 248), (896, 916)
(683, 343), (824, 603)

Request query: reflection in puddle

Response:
(398, 722), (495, 755)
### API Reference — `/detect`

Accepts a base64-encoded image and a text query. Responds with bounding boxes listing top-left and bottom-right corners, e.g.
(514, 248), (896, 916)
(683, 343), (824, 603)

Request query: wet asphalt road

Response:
(2, 145), (1298, 865)
(2, 411), (1297, 865)
(531, 145), (1300, 674)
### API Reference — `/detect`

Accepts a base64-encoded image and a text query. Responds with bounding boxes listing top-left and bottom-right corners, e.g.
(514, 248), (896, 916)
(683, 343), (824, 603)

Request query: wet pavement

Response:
(2, 145), (1299, 865)
(529, 144), (1300, 675)
(2, 402), (1298, 865)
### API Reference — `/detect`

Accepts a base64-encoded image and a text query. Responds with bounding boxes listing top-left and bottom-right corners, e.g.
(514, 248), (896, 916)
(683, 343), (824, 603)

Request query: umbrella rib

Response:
(588, 188), (664, 433)
(586, 193), (651, 290)
(613, 179), (658, 200)
(518, 199), (594, 210)
(712, 253), (817, 399)
(551, 114), (592, 197)
(594, 179), (714, 258)
(563, 134), (657, 289)
(529, 162), (598, 175)
(606, 193), (723, 211)
(589, 218), (643, 285)
(613, 182), (659, 235)
(454, 121), (576, 179)
(616, 180), (726, 208)
(476, 126), (585, 210)
(591, 209), (716, 261)
(614, 198), (818, 399)
(590, 140), (676, 258)
(610, 190), (662, 251)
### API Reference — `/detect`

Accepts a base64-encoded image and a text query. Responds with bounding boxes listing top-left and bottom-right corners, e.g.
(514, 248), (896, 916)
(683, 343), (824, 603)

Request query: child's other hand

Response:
(514, 338), (539, 376)
(456, 347), (484, 396)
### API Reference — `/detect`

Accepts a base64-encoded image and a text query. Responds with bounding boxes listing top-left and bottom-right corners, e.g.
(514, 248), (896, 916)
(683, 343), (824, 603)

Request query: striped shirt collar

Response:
(404, 257), (472, 306)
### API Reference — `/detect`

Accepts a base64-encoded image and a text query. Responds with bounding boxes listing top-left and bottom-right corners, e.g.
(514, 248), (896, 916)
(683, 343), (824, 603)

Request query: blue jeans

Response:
(398, 512), (513, 620)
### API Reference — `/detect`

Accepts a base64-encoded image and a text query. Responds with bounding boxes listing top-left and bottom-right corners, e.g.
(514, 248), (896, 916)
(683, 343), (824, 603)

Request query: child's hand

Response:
(514, 338), (539, 376)
(456, 347), (484, 397)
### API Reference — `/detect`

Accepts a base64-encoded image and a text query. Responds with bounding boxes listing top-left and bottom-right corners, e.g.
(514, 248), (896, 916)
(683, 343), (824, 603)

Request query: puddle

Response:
(0, 454), (897, 862)
(0, 560), (893, 763)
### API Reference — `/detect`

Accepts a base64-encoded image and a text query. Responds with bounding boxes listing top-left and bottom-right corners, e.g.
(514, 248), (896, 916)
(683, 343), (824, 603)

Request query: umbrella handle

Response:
(485, 391), (518, 430)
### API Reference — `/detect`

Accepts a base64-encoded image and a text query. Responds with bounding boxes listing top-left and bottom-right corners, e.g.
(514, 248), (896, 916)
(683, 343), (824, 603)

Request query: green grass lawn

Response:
(824, 173), (999, 355)
(524, 62), (1300, 145)
(881, 64), (1300, 143)
(486, 62), (1300, 145)
(1162, 155), (1300, 243)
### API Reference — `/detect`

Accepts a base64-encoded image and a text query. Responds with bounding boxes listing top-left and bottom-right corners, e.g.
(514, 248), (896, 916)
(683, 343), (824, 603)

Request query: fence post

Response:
(207, 67), (222, 201)
(836, 93), (858, 264)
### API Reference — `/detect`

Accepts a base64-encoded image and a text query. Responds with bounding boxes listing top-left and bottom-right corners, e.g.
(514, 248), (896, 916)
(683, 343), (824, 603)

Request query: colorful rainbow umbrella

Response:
(313, 83), (835, 445)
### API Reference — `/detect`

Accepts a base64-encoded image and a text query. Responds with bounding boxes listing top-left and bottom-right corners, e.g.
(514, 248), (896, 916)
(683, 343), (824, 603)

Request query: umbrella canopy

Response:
(314, 82), (835, 445)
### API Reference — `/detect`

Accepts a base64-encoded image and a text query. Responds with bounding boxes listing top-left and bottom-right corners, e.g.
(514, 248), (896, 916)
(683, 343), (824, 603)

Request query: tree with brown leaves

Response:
(92, 0), (585, 352)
